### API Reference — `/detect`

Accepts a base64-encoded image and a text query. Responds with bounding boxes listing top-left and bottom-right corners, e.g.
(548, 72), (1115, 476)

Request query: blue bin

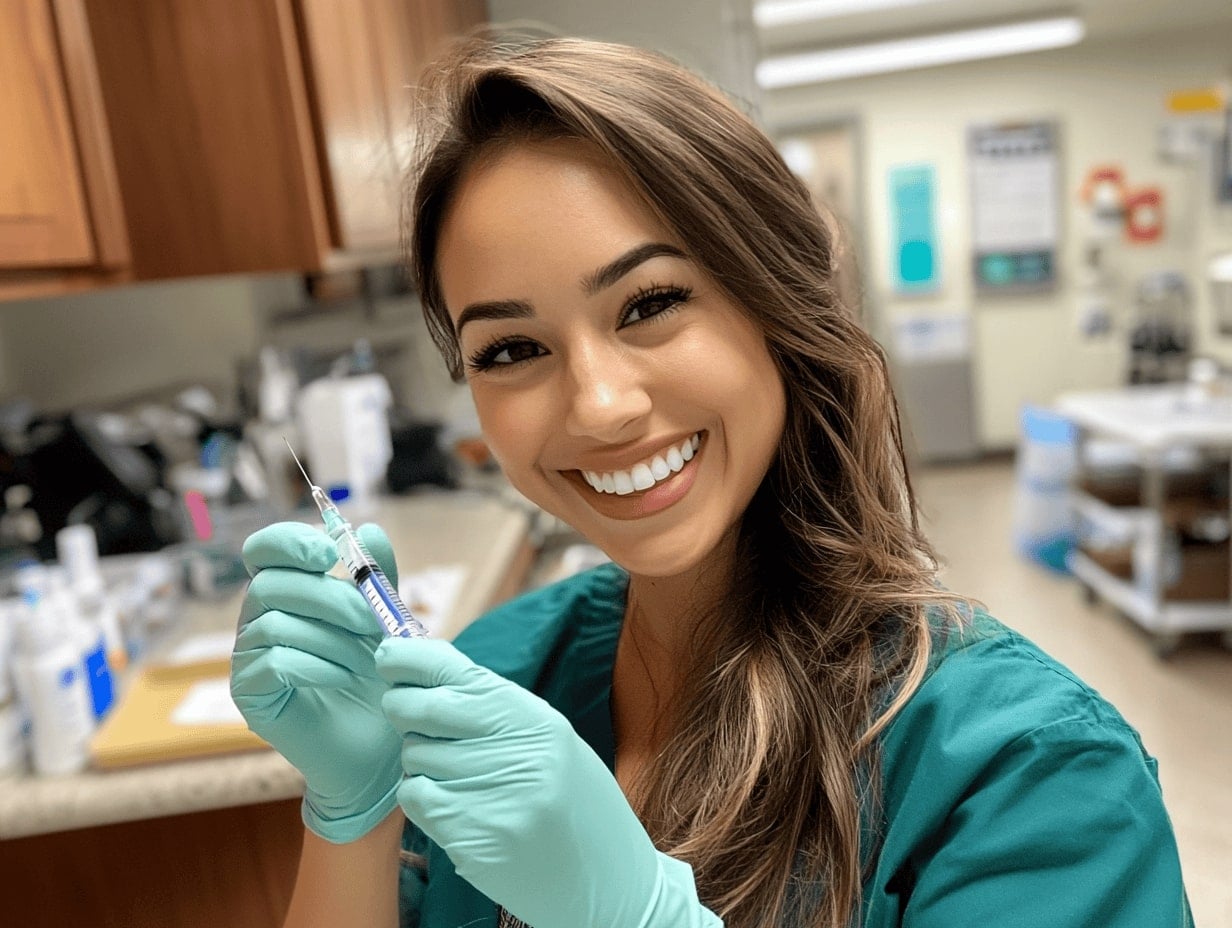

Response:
(1012, 405), (1077, 573)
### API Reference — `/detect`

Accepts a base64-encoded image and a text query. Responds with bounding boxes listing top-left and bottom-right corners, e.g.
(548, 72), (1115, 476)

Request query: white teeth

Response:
(630, 463), (655, 491)
(580, 432), (703, 495)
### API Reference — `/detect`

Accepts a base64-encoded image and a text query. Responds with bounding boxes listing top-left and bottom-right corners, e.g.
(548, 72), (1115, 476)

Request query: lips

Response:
(563, 431), (706, 520)
(579, 432), (701, 496)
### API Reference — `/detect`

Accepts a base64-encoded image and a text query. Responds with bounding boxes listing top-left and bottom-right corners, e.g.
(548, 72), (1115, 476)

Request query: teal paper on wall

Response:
(889, 164), (939, 293)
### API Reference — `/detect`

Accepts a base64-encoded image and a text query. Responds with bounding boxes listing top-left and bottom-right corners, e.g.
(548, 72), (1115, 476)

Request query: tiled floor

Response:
(914, 459), (1232, 927)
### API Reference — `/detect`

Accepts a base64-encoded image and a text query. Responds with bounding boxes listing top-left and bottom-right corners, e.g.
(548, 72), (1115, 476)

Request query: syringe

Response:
(285, 439), (428, 639)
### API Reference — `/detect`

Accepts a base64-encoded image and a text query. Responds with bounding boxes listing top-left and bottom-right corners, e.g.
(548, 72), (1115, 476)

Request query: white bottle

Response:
(45, 568), (114, 722)
(11, 590), (95, 775)
(0, 598), (28, 775)
(57, 525), (127, 675)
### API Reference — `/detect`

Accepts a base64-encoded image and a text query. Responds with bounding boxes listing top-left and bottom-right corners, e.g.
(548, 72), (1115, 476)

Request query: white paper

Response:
(892, 314), (971, 363)
(163, 631), (237, 666)
(170, 677), (246, 726)
(971, 157), (1058, 250)
(399, 565), (467, 637)
(970, 124), (1058, 252)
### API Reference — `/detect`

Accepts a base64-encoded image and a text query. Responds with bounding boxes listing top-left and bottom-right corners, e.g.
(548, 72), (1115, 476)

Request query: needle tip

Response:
(283, 436), (314, 486)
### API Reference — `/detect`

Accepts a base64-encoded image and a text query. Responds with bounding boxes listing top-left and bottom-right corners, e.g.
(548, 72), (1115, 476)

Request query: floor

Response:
(914, 459), (1231, 927)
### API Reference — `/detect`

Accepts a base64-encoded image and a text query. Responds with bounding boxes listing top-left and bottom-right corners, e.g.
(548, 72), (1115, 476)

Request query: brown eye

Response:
(466, 338), (547, 373)
(620, 285), (693, 326)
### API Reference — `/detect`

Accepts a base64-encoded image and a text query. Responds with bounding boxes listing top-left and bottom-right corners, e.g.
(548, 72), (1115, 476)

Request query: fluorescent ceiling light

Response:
(754, 0), (941, 29)
(756, 16), (1086, 89)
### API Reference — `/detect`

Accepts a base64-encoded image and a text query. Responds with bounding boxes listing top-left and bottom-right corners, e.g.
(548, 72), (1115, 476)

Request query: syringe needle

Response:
(284, 436), (314, 488)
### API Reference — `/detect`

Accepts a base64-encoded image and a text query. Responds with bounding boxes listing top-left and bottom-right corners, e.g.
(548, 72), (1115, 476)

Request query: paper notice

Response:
(164, 631), (238, 666)
(170, 677), (246, 727)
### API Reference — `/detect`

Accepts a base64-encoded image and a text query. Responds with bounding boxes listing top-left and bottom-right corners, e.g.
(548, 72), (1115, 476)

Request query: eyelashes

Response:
(465, 335), (546, 372)
(464, 283), (694, 374)
(621, 283), (694, 326)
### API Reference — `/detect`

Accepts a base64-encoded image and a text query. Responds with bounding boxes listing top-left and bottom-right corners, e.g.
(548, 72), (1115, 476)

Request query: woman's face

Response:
(436, 139), (786, 577)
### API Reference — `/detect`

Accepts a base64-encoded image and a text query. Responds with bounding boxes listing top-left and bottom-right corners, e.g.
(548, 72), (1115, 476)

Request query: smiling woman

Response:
(435, 137), (786, 571)
(231, 30), (1194, 928)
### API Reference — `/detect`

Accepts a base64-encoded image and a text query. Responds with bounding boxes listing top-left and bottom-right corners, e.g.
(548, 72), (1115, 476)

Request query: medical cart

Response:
(1056, 384), (1232, 656)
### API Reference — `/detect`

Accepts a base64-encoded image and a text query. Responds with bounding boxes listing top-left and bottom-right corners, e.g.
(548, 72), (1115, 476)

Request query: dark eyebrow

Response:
(453, 241), (687, 336)
(454, 299), (534, 337)
(582, 242), (688, 295)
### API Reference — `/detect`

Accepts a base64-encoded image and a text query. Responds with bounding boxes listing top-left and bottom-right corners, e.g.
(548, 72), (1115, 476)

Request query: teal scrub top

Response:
(398, 563), (1193, 927)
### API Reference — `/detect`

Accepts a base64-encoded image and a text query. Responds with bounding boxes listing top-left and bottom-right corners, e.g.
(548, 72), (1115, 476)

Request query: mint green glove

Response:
(231, 521), (403, 844)
(375, 638), (722, 928)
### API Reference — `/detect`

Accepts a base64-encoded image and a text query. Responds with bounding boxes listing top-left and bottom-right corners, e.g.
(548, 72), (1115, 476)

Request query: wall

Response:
(762, 24), (1232, 447)
(0, 275), (298, 413)
(487, 0), (759, 109)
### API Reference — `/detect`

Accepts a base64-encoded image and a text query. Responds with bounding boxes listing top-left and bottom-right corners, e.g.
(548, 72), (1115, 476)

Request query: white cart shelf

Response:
(1055, 385), (1232, 655)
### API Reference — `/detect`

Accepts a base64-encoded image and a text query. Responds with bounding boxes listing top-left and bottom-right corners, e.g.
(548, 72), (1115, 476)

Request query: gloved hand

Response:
(376, 638), (722, 928)
(231, 521), (403, 844)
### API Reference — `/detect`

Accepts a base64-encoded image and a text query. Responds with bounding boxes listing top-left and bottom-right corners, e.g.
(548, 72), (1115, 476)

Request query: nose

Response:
(562, 339), (652, 442)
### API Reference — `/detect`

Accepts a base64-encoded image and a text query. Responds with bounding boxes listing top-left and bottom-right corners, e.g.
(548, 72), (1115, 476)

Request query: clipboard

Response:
(90, 657), (268, 769)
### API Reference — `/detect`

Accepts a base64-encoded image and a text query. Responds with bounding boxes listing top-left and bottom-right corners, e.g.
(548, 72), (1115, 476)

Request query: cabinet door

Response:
(83, 0), (333, 279)
(412, 0), (487, 61)
(296, 0), (487, 255)
(0, 0), (95, 268)
(296, 0), (419, 253)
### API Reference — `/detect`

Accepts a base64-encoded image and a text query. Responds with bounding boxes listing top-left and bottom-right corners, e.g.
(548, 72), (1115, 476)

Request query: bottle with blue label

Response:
(11, 589), (96, 775)
(41, 566), (115, 722)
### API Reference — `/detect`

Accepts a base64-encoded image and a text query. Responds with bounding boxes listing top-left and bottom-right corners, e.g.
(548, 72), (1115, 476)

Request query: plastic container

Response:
(11, 591), (95, 775)
(296, 373), (393, 505)
(0, 700), (25, 775)
(57, 524), (127, 674)
(1012, 405), (1077, 573)
(45, 568), (114, 721)
(0, 596), (16, 706)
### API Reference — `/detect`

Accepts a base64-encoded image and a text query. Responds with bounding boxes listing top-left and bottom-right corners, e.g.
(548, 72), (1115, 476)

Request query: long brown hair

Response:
(406, 33), (963, 928)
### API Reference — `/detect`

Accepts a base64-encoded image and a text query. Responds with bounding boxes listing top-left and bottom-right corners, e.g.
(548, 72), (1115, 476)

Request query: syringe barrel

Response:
(325, 517), (427, 639)
(354, 563), (428, 639)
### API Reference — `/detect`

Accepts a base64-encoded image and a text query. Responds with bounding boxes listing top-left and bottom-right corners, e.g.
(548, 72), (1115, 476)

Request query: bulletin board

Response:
(968, 121), (1060, 292)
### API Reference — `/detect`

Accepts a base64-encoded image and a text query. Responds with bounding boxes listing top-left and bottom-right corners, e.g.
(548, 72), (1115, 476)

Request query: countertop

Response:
(1056, 384), (1232, 451)
(0, 490), (533, 840)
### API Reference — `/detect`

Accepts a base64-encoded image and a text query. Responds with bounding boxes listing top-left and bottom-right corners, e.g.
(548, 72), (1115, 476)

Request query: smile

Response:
(579, 433), (701, 495)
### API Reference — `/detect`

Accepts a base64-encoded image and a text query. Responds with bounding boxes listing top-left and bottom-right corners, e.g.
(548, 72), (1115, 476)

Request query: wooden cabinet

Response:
(0, 0), (129, 294)
(294, 0), (483, 252)
(80, 0), (487, 280)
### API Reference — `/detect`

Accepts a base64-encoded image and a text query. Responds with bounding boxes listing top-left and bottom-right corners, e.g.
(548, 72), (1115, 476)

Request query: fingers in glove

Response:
(381, 684), (495, 741)
(398, 734), (539, 782)
(234, 610), (378, 676)
(230, 641), (364, 695)
(374, 638), (488, 689)
(242, 521), (337, 577)
(356, 523), (399, 587)
(395, 775), (457, 833)
(240, 567), (378, 635)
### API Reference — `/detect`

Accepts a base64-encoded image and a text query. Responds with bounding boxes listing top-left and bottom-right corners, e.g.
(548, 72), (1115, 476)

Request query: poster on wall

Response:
(968, 121), (1059, 292)
(888, 163), (940, 295)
